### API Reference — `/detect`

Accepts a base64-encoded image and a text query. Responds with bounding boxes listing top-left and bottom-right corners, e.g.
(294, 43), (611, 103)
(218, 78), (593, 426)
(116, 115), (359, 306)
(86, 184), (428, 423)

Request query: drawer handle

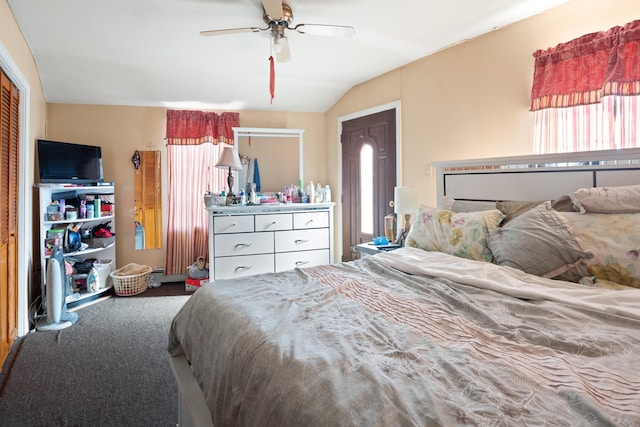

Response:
(225, 222), (238, 230)
(294, 239), (309, 244)
(235, 266), (253, 271)
(295, 260), (309, 266)
(305, 219), (314, 225)
(234, 242), (253, 249)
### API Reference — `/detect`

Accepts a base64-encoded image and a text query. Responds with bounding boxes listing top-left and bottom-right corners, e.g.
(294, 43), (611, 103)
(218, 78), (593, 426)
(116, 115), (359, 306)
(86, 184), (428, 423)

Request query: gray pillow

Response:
(487, 202), (593, 278)
(496, 195), (575, 225)
(442, 196), (497, 212)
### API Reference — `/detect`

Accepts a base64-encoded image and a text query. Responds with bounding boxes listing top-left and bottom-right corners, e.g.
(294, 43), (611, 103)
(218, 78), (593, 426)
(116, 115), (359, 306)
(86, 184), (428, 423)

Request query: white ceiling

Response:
(8, 0), (570, 113)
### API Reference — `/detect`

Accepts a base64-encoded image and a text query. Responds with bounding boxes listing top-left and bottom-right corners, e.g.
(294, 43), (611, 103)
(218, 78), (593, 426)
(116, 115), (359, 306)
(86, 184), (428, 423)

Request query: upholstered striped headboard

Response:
(434, 148), (640, 207)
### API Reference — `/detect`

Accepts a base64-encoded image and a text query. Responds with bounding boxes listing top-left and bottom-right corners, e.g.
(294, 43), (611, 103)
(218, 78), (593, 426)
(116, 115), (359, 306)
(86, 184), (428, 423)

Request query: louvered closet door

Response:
(0, 68), (19, 369)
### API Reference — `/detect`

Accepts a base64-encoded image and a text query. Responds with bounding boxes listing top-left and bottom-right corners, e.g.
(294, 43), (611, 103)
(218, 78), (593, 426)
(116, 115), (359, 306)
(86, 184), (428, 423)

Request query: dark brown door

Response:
(0, 68), (19, 369)
(341, 108), (396, 261)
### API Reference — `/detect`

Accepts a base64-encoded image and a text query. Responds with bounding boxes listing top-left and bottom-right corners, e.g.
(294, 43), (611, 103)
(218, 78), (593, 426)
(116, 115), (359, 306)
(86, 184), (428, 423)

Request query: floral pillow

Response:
(405, 206), (504, 262)
(556, 212), (640, 288)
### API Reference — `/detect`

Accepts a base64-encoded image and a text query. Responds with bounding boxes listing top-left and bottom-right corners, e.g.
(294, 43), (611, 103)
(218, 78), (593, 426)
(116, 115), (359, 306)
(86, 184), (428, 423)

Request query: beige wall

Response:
(46, 105), (325, 270)
(325, 0), (640, 215)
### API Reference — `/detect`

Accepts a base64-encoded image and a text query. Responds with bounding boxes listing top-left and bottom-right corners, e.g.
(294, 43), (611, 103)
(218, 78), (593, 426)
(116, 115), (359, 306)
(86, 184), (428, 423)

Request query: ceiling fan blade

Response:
(200, 27), (265, 36)
(276, 37), (291, 63)
(294, 24), (355, 38)
(262, 0), (284, 21)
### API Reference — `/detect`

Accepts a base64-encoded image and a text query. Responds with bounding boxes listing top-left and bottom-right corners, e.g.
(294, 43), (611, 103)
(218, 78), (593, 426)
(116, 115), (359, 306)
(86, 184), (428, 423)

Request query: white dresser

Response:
(207, 203), (334, 281)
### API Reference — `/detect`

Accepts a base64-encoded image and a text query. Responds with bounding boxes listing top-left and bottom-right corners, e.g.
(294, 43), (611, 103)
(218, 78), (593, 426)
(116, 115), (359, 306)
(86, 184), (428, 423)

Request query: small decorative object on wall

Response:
(131, 150), (141, 170)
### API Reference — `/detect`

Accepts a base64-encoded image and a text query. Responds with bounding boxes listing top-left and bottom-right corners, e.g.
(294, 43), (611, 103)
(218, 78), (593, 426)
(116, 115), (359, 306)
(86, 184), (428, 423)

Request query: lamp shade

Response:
(215, 147), (242, 171)
(394, 187), (419, 214)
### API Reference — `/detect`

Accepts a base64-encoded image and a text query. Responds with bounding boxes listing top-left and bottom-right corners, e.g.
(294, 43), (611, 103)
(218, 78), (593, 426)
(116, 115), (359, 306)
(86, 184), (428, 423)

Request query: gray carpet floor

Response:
(0, 283), (191, 427)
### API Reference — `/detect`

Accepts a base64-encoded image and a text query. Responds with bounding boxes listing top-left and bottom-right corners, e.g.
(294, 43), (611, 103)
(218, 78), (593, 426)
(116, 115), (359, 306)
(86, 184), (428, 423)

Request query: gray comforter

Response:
(168, 248), (640, 426)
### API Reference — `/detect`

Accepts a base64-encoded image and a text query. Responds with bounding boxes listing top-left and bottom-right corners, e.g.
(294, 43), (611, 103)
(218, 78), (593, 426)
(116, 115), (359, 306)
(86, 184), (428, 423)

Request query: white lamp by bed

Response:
(394, 186), (418, 245)
(215, 147), (243, 197)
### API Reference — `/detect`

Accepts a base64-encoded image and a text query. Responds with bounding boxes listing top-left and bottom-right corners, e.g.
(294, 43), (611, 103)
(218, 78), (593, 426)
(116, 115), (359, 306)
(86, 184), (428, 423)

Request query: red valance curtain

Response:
(531, 19), (640, 111)
(165, 110), (239, 145)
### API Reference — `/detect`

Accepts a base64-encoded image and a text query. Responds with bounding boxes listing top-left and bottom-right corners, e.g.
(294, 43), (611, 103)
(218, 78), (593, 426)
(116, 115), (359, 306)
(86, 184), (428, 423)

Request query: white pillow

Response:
(574, 184), (640, 213)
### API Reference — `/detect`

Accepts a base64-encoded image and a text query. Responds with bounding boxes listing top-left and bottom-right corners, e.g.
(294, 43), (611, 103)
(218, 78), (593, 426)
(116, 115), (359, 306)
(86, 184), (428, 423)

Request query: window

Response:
(164, 110), (239, 275)
(359, 144), (373, 234)
(531, 20), (640, 154)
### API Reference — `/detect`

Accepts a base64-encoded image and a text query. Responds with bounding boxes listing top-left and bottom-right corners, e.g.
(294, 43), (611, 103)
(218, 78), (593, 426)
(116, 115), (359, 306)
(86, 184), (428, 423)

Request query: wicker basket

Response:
(109, 264), (153, 296)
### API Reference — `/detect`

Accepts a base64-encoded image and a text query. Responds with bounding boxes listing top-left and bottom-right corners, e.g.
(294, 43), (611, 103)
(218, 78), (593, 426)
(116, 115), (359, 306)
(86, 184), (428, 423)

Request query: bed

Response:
(168, 148), (640, 426)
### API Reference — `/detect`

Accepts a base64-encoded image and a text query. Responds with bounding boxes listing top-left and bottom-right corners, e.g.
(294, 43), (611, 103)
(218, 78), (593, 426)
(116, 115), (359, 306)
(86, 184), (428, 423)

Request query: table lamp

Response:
(215, 147), (243, 197)
(394, 186), (418, 245)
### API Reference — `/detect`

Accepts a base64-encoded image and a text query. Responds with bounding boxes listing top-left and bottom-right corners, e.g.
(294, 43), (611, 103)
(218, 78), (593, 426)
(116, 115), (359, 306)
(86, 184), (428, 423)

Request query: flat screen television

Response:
(37, 139), (104, 184)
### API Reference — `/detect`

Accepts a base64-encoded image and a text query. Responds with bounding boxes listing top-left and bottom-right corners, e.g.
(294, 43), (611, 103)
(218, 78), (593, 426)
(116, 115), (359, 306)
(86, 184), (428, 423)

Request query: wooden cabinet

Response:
(36, 184), (116, 310)
(208, 204), (334, 281)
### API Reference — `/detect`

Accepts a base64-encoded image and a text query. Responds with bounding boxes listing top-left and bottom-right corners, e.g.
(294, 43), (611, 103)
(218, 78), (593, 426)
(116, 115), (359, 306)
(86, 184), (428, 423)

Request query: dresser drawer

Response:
(214, 254), (274, 280)
(275, 228), (329, 253)
(255, 213), (293, 231)
(275, 249), (330, 272)
(214, 232), (274, 256)
(213, 215), (254, 234)
(293, 211), (329, 229)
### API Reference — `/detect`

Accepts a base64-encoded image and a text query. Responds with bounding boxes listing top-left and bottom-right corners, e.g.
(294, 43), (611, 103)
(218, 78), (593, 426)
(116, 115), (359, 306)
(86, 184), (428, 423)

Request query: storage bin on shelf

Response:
(83, 236), (115, 248)
(109, 263), (153, 296)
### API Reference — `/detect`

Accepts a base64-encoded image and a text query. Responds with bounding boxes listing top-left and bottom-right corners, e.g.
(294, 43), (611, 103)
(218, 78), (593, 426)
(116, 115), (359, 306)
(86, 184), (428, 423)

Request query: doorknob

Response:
(389, 200), (395, 208)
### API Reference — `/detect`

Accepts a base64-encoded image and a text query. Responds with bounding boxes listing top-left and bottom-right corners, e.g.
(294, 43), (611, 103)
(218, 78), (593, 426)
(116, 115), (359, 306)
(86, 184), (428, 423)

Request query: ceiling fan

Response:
(200, 0), (355, 63)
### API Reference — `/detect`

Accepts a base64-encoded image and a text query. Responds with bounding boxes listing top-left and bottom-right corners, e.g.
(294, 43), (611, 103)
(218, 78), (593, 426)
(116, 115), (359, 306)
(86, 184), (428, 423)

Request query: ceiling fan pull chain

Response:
(269, 56), (275, 104)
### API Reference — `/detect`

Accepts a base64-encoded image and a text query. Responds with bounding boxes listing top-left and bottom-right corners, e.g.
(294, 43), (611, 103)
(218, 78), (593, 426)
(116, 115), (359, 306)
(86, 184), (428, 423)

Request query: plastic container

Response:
(86, 267), (100, 292)
(93, 259), (113, 289)
(94, 197), (101, 217)
(65, 207), (78, 220)
(307, 181), (315, 204)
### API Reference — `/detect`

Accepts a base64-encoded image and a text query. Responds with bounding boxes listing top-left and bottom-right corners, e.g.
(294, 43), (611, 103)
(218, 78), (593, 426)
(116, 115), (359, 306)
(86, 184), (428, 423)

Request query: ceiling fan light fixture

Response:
(273, 36), (283, 53)
(271, 25), (288, 55)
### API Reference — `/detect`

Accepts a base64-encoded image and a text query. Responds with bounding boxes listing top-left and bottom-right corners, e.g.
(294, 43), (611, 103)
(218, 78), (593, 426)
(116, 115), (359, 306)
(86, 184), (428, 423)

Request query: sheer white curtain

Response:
(534, 96), (640, 154)
(166, 143), (228, 275)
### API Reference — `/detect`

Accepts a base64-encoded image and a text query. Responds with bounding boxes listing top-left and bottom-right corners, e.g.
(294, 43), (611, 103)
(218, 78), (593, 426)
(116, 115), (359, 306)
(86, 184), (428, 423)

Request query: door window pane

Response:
(360, 144), (373, 234)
